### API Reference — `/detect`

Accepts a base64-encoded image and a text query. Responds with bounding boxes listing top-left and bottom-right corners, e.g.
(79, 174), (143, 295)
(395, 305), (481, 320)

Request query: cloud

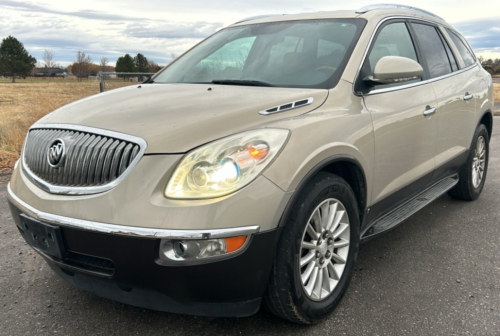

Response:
(452, 17), (500, 51)
(1, 1), (499, 67)
(0, 0), (223, 65)
(0, 0), (145, 21)
(122, 22), (224, 39)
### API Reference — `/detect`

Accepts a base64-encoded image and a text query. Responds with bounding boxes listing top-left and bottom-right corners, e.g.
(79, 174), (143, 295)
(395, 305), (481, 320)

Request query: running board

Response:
(362, 176), (459, 240)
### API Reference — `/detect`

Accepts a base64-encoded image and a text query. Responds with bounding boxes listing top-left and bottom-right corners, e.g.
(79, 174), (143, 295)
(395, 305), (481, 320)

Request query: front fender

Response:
(263, 112), (374, 205)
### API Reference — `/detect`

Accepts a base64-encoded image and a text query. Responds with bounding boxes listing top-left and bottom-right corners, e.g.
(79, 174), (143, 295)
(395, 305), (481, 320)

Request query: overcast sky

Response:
(1, 0), (499, 67)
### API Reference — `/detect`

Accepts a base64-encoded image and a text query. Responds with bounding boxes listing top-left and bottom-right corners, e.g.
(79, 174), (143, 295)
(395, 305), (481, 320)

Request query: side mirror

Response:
(364, 56), (424, 85)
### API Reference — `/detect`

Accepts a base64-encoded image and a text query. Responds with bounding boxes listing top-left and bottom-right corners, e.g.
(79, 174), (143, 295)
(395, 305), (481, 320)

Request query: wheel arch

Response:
(278, 155), (368, 228)
(478, 110), (493, 141)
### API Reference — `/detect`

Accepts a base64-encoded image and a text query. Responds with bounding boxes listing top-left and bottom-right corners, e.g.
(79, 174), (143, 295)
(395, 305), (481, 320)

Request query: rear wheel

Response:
(264, 172), (359, 324)
(448, 124), (489, 201)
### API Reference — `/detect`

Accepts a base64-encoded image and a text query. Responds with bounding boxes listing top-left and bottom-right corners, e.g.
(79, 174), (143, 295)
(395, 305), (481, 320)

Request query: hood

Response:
(37, 83), (328, 153)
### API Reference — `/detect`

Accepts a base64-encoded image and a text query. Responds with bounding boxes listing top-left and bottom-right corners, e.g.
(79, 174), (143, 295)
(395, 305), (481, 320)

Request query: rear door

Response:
(359, 20), (438, 205)
(410, 22), (480, 180)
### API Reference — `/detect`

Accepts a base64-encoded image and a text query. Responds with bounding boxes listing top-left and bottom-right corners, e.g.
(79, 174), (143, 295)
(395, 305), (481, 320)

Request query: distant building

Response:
(34, 67), (68, 77)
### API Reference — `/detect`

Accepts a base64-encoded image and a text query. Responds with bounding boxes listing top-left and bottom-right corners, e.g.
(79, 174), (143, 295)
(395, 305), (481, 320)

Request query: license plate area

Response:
(19, 214), (66, 260)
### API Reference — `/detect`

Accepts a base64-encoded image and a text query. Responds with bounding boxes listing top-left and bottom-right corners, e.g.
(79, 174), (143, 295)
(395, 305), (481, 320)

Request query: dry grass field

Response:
(0, 82), (499, 171)
(0, 81), (133, 170)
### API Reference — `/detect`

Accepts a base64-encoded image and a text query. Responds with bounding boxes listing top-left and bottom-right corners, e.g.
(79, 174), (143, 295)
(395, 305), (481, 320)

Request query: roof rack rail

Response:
(233, 14), (285, 25)
(355, 4), (444, 20)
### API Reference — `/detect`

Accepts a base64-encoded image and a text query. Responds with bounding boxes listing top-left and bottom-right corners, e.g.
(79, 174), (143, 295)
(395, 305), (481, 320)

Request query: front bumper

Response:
(7, 185), (282, 317)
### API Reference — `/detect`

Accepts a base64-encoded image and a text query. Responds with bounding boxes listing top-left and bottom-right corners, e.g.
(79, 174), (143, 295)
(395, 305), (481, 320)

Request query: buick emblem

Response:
(47, 139), (66, 168)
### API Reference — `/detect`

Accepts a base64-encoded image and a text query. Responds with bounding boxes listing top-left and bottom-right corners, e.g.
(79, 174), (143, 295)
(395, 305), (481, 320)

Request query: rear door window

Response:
(411, 23), (452, 78)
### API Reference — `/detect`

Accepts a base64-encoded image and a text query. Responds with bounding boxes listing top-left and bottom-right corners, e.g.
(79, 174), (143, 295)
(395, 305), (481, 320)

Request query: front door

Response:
(359, 20), (438, 205)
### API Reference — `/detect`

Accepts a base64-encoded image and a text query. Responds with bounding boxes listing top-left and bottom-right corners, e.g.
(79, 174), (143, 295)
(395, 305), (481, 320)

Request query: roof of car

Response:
(231, 6), (447, 27)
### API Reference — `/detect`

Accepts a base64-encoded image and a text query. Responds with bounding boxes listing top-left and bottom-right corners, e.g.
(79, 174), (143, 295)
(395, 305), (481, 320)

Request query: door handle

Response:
(423, 106), (436, 117)
(463, 93), (473, 101)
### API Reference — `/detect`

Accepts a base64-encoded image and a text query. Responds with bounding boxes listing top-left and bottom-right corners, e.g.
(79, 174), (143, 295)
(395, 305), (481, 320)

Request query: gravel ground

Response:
(1, 119), (500, 336)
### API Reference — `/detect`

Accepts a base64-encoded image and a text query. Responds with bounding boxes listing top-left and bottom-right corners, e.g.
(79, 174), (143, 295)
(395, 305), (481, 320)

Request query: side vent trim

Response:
(259, 97), (314, 115)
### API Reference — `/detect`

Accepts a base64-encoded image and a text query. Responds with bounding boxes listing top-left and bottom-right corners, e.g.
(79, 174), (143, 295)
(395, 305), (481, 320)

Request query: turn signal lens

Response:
(248, 143), (269, 160)
(225, 236), (247, 253)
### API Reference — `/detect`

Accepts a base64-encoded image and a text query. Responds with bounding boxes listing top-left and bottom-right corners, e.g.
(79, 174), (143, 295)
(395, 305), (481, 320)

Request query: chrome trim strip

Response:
(353, 16), (479, 96)
(21, 124), (148, 195)
(367, 64), (478, 95)
(7, 183), (260, 239)
(259, 97), (314, 115)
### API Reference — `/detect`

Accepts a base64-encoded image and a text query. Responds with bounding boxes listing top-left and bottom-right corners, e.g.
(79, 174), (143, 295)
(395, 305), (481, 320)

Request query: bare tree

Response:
(100, 56), (108, 72)
(71, 51), (92, 82)
(42, 48), (56, 76)
(148, 60), (162, 73)
(168, 51), (178, 64)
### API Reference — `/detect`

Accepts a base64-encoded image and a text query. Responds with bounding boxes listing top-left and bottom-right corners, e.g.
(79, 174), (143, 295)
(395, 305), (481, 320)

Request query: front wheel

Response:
(448, 124), (489, 201)
(264, 172), (359, 324)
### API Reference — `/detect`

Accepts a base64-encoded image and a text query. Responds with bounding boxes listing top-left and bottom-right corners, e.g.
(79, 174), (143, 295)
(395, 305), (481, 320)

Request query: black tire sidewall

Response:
(286, 173), (360, 322)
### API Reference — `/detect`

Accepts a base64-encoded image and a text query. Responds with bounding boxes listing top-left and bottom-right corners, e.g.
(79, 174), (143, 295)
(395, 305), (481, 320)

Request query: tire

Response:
(264, 172), (360, 324)
(448, 124), (489, 201)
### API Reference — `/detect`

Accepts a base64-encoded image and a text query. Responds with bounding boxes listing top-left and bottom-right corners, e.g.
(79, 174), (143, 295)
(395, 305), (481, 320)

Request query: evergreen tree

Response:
(115, 53), (136, 80)
(134, 53), (149, 72)
(0, 36), (36, 83)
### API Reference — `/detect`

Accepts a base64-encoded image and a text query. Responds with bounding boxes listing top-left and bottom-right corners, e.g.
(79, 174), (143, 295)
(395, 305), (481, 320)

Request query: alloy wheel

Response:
(299, 198), (350, 301)
(472, 135), (486, 188)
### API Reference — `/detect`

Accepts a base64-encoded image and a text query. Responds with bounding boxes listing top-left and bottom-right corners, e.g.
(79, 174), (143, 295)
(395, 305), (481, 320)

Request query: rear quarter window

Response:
(446, 29), (476, 67)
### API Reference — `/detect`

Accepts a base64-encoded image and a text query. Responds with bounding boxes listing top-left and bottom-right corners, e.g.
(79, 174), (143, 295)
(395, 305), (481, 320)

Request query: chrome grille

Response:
(22, 125), (147, 195)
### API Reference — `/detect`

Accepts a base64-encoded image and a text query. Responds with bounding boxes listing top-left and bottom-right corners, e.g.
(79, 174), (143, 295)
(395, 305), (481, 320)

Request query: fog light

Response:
(159, 236), (248, 263)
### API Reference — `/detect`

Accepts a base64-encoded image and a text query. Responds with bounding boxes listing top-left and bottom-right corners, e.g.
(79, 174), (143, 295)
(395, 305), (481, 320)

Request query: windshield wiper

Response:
(211, 79), (275, 87)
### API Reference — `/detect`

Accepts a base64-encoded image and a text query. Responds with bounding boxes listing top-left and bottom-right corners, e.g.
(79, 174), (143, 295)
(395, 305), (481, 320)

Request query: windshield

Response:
(153, 19), (366, 89)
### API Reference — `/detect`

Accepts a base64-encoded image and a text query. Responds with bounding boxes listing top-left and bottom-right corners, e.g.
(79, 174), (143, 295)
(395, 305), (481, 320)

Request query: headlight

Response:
(165, 129), (289, 199)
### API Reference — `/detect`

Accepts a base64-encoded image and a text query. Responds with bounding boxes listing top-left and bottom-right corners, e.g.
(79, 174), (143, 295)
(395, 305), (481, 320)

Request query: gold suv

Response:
(7, 4), (494, 324)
